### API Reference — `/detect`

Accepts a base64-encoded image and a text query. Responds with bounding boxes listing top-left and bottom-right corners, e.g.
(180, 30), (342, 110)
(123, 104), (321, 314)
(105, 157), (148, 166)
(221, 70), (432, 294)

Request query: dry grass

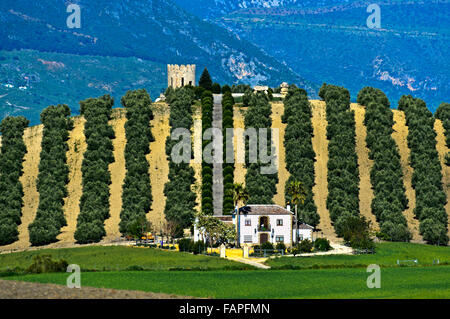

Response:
(350, 104), (378, 231)
(191, 103), (202, 214)
(392, 110), (423, 242)
(433, 119), (450, 238)
(104, 111), (126, 240)
(310, 100), (339, 242)
(271, 102), (289, 206)
(55, 117), (86, 245)
(233, 106), (247, 185)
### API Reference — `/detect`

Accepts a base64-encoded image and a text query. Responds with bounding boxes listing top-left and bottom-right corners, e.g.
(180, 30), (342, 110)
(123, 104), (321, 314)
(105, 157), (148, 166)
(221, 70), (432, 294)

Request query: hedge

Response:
(222, 91), (235, 214)
(201, 90), (214, 215)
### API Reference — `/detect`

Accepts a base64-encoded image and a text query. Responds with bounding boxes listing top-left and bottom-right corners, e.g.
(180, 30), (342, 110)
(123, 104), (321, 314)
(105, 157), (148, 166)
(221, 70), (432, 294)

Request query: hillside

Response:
(1, 98), (449, 251)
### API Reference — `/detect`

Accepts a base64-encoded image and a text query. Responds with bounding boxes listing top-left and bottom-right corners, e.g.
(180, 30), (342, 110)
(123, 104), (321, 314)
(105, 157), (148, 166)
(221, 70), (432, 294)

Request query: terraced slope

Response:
(392, 110), (423, 242)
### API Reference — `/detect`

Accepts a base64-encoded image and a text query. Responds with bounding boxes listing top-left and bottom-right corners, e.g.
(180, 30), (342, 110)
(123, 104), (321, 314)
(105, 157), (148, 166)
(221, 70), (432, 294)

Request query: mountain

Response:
(174, 0), (450, 111)
(0, 0), (316, 124)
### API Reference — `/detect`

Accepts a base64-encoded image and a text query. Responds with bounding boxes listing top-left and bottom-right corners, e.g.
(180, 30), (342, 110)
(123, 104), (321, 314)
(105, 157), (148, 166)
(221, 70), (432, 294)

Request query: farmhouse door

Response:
(260, 233), (269, 244)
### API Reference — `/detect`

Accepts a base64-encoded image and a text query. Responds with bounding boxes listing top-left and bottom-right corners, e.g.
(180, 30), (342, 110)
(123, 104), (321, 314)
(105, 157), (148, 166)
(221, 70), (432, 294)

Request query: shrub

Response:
(275, 242), (286, 251)
(26, 255), (68, 274)
(314, 238), (332, 252)
(191, 241), (206, 255)
(178, 238), (193, 252)
(261, 242), (274, 250)
(212, 82), (221, 94)
(298, 239), (313, 253)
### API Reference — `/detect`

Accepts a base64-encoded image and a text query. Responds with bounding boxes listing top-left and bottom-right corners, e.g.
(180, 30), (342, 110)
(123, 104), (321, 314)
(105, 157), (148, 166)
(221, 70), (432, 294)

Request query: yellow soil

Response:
(234, 106), (247, 185)
(103, 111), (126, 240)
(54, 117), (87, 245)
(310, 100), (339, 242)
(1, 125), (43, 250)
(433, 119), (450, 238)
(271, 102), (289, 206)
(350, 104), (378, 231)
(191, 103), (202, 214)
(392, 110), (423, 242)
(147, 103), (171, 231)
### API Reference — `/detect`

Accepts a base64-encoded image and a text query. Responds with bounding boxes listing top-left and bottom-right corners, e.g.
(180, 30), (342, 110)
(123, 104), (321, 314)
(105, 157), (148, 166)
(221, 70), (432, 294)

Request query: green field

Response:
(1, 243), (449, 298)
(267, 243), (450, 269)
(0, 246), (254, 272)
(5, 267), (449, 299)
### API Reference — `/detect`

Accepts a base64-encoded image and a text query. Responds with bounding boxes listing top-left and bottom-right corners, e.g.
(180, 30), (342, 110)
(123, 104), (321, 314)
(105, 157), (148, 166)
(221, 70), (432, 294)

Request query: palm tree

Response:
(286, 180), (307, 244)
(227, 183), (249, 247)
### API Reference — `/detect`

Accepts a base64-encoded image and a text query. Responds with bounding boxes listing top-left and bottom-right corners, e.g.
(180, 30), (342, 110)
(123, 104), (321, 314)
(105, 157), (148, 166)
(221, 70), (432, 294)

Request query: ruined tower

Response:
(167, 64), (196, 88)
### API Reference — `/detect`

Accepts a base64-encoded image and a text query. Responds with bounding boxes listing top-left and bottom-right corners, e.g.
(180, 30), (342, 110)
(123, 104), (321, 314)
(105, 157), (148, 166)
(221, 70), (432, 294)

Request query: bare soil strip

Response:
(147, 103), (171, 230)
(310, 100), (339, 242)
(351, 104), (378, 230)
(0, 280), (195, 299)
(392, 110), (423, 242)
(433, 119), (450, 238)
(271, 102), (289, 206)
(233, 106), (247, 185)
(104, 112), (126, 240)
(191, 102), (202, 215)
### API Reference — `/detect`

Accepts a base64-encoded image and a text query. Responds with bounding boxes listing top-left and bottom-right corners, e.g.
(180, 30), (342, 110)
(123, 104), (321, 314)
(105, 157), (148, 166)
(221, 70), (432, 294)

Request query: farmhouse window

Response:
(244, 235), (253, 243)
(275, 236), (284, 243)
(245, 219), (251, 226)
(276, 219), (283, 226)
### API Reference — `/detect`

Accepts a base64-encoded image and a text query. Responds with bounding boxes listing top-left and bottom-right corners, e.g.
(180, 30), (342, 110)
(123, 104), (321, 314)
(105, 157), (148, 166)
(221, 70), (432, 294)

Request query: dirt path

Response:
(104, 112), (126, 240)
(1, 125), (43, 250)
(0, 280), (195, 299)
(234, 106), (247, 185)
(56, 117), (86, 244)
(271, 102), (289, 206)
(148, 103), (171, 230)
(212, 95), (223, 215)
(392, 110), (423, 242)
(433, 119), (450, 238)
(351, 104), (378, 231)
(310, 100), (339, 242)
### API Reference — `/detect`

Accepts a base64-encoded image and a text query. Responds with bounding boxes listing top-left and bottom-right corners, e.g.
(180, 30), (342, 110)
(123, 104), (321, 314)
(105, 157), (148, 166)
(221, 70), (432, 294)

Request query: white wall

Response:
(239, 214), (293, 246)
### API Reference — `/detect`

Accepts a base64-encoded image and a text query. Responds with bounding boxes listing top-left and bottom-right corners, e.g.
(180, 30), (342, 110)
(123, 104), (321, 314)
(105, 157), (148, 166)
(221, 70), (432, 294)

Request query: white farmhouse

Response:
(194, 204), (313, 247)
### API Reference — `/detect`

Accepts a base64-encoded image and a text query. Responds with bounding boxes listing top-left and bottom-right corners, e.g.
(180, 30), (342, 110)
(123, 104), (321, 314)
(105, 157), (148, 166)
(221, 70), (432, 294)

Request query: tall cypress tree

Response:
(199, 68), (213, 91)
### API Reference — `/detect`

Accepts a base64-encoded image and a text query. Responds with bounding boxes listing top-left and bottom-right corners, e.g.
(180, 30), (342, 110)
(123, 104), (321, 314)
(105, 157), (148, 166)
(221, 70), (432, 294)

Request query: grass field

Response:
(4, 267), (449, 299)
(0, 246), (254, 272)
(267, 243), (450, 269)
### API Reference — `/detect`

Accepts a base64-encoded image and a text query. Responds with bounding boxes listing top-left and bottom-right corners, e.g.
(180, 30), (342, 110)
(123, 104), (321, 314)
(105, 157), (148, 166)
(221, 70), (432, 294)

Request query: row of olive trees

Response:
(320, 84), (360, 237)
(74, 95), (115, 244)
(244, 92), (278, 204)
(222, 90), (235, 214)
(29, 105), (73, 246)
(0, 116), (29, 245)
(282, 86), (319, 227)
(358, 87), (411, 242)
(119, 89), (155, 235)
(399, 96), (448, 245)
(163, 88), (197, 229)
